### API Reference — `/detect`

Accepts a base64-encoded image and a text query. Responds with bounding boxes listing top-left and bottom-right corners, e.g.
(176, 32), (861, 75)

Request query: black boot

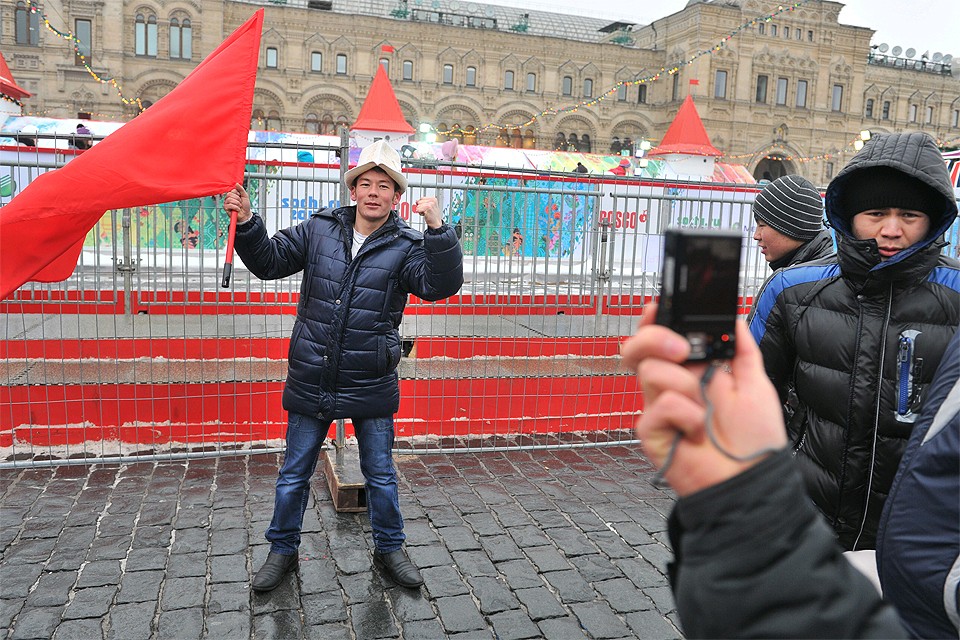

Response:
(252, 551), (299, 592)
(373, 548), (424, 588)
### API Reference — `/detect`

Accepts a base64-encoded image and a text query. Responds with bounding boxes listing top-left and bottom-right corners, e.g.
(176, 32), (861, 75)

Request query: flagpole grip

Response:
(221, 207), (238, 288)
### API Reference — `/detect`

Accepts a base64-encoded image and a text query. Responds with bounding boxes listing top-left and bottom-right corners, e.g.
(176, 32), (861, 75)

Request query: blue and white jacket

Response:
(748, 132), (960, 550)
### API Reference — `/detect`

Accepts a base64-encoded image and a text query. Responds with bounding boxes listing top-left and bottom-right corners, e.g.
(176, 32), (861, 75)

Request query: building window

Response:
(266, 47), (278, 69)
(135, 13), (157, 57)
(266, 110), (281, 131)
(504, 70), (514, 90)
(402, 60), (413, 80)
(796, 28), (802, 40)
(831, 84), (843, 111)
(925, 106), (934, 124)
(672, 74), (680, 101)
(758, 23), (765, 35)
(784, 27), (791, 39)
(169, 18), (191, 60)
(882, 101), (891, 119)
(953, 109), (959, 127)
(379, 58), (389, 73)
(466, 66), (476, 86)
(770, 24), (777, 37)
(796, 79), (808, 108)
(336, 54), (347, 74)
(75, 18), (92, 65)
(776, 77), (788, 105)
(617, 84), (627, 101)
(311, 52), (322, 72)
(638, 84), (647, 104)
(714, 70), (727, 99)
(527, 72), (536, 92)
(442, 64), (453, 84)
(583, 78), (593, 98)
(826, 162), (834, 180)
(865, 98), (874, 118)
(808, 30), (814, 42)
(909, 104), (918, 122)
(562, 76), (572, 96)
(756, 75), (768, 103)
(16, 1), (39, 45)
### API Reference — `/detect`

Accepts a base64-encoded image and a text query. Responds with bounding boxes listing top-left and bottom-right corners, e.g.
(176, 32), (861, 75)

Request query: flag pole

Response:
(221, 204), (238, 288)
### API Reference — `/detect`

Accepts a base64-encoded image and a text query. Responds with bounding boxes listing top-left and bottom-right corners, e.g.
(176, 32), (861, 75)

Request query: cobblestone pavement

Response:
(0, 443), (682, 639)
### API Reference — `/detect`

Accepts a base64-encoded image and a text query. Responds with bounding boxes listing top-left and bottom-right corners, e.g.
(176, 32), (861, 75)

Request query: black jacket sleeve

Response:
(398, 223), (464, 301)
(668, 450), (906, 639)
(233, 214), (310, 280)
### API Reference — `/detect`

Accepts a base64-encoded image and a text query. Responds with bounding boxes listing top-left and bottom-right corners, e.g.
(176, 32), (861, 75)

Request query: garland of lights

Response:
(433, 1), (811, 137)
(25, 0), (144, 112)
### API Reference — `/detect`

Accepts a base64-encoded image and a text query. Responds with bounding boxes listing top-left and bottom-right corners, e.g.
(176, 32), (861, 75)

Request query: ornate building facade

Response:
(5, 0), (958, 183)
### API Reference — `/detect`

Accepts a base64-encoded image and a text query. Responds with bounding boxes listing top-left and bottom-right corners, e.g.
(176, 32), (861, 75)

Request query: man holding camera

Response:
(748, 131), (960, 550)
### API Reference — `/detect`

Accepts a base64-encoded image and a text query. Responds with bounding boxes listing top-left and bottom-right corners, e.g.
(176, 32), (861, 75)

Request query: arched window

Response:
(523, 129), (536, 149)
(554, 132), (567, 151)
(562, 76), (572, 96)
(15, 1), (39, 45)
(266, 111), (281, 131)
(266, 47), (278, 69)
(402, 60), (413, 80)
(583, 78), (593, 98)
(504, 70), (514, 91)
(567, 133), (579, 152)
(251, 109), (265, 130)
(443, 64), (453, 84)
(617, 84), (627, 101)
(610, 136), (621, 154)
(526, 73), (536, 93)
(379, 58), (389, 74)
(311, 52), (322, 72)
(463, 125), (477, 145)
(321, 114), (335, 135)
(865, 98), (874, 118)
(580, 134), (591, 153)
(637, 84), (647, 104)
(135, 13), (158, 56)
(169, 17), (192, 60)
(466, 66), (476, 87)
(305, 113), (319, 134)
(510, 127), (522, 149)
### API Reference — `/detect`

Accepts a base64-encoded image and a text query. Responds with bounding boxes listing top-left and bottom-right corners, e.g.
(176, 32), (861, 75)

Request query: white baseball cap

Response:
(344, 139), (407, 193)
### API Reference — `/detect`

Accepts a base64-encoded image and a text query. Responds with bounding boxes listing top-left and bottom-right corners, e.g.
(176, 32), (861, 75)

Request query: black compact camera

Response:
(656, 228), (742, 361)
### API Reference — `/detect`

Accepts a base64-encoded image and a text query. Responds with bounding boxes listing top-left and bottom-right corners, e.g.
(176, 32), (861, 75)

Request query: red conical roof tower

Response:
(0, 52), (31, 101)
(648, 95), (721, 157)
(351, 65), (415, 134)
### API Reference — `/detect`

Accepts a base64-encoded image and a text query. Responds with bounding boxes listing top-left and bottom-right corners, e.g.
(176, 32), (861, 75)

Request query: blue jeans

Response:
(265, 413), (405, 555)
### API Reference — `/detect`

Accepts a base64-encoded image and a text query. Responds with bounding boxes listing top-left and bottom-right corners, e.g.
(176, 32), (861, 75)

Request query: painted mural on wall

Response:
(449, 177), (592, 259)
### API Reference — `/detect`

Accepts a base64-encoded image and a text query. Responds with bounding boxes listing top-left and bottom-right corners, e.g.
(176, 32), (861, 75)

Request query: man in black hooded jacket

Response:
(748, 131), (960, 550)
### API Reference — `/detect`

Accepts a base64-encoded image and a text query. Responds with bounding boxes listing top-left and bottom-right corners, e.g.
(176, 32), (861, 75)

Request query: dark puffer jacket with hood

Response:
(748, 132), (960, 550)
(235, 205), (463, 419)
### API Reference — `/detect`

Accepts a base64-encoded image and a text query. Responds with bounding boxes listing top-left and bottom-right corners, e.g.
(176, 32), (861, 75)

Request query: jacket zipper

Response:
(895, 329), (921, 422)
(852, 284), (893, 550)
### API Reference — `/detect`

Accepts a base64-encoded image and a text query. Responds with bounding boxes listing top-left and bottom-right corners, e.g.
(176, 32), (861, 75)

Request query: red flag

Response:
(0, 10), (264, 299)
(689, 79), (700, 86)
(381, 45), (395, 53)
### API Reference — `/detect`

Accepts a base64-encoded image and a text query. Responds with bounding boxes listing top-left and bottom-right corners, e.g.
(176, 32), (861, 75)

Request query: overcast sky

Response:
(469, 0), (958, 60)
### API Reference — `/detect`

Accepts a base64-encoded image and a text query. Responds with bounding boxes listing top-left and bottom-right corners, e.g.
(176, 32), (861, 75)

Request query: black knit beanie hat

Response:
(838, 166), (943, 219)
(753, 175), (824, 240)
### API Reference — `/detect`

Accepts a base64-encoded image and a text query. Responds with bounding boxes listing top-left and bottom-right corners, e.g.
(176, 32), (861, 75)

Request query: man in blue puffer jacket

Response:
(224, 139), (463, 592)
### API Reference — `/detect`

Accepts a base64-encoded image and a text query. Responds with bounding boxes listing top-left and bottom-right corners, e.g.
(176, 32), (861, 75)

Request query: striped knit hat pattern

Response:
(753, 175), (824, 240)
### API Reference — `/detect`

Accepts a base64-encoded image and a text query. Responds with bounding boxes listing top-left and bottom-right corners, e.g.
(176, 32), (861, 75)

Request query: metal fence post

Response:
(117, 208), (136, 315)
(338, 126), (349, 209)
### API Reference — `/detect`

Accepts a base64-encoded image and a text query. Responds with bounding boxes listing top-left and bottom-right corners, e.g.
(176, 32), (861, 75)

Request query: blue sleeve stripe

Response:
(928, 266), (960, 292)
(750, 263), (840, 344)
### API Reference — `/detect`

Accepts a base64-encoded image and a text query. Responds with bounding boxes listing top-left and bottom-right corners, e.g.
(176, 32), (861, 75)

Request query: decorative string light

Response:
(25, 0), (144, 112)
(432, 1), (811, 137)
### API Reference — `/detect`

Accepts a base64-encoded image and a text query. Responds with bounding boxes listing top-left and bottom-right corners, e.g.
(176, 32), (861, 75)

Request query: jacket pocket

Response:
(380, 278), (396, 322)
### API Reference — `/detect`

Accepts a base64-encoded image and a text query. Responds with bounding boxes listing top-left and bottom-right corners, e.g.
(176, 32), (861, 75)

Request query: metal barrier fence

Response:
(4, 137), (956, 468)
